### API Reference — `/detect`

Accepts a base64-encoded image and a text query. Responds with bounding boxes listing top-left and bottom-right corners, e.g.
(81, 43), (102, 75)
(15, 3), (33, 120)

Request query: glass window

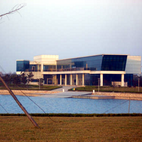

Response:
(43, 65), (56, 71)
(101, 55), (127, 71)
(57, 55), (103, 71)
(16, 61), (29, 71)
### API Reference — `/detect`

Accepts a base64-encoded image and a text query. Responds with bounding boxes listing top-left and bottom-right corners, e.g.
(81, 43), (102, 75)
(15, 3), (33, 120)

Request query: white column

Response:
(76, 74), (78, 85)
(41, 64), (44, 83)
(60, 74), (62, 85)
(41, 63), (43, 72)
(100, 73), (103, 86)
(121, 74), (124, 87)
(70, 74), (72, 85)
(82, 74), (84, 86)
(65, 74), (67, 86)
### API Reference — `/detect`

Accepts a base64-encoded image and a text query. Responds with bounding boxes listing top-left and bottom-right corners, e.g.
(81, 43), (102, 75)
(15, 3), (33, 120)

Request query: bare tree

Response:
(0, 4), (26, 19)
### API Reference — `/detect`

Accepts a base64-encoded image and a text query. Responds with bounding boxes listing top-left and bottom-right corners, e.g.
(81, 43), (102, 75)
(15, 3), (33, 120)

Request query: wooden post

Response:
(0, 76), (39, 128)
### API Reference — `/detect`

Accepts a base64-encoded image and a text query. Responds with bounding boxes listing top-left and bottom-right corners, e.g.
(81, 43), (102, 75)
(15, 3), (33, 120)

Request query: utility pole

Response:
(0, 76), (39, 128)
(128, 97), (130, 113)
(138, 66), (142, 92)
(98, 78), (100, 92)
(39, 78), (40, 90)
(138, 76), (140, 92)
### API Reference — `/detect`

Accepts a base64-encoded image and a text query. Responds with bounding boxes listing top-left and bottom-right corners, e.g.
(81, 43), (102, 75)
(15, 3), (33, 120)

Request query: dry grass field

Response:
(0, 116), (142, 141)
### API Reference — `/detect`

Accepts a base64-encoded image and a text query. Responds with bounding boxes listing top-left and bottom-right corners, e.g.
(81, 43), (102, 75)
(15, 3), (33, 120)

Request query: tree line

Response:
(0, 72), (33, 86)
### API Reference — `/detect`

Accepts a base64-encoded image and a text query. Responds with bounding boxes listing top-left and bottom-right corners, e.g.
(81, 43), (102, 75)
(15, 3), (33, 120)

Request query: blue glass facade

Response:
(29, 64), (38, 71)
(29, 64), (41, 72)
(43, 65), (56, 71)
(17, 55), (128, 72)
(57, 55), (102, 71)
(57, 55), (127, 71)
(16, 61), (29, 72)
(101, 55), (127, 71)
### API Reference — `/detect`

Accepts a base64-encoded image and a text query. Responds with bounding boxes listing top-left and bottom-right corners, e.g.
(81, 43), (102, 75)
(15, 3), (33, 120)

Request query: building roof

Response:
(58, 54), (128, 61)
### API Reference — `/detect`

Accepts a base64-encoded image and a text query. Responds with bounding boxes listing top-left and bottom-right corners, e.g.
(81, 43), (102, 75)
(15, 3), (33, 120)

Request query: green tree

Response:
(27, 72), (34, 84)
(20, 73), (27, 85)
(2, 74), (11, 85)
(12, 74), (21, 86)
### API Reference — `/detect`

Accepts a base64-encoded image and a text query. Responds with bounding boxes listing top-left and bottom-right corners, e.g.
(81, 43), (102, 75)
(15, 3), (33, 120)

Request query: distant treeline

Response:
(0, 72), (34, 86)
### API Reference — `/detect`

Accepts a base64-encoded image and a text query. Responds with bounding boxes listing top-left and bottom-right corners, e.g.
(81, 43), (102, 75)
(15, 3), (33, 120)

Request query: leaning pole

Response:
(0, 76), (39, 128)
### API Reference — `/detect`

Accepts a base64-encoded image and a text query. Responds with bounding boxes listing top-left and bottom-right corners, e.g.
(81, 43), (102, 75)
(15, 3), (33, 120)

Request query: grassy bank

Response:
(70, 86), (142, 93)
(0, 116), (142, 141)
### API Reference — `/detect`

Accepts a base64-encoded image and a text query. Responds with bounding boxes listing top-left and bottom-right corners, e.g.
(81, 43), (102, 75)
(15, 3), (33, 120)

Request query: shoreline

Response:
(92, 92), (142, 100)
(0, 90), (61, 96)
(0, 89), (142, 100)
(71, 92), (142, 100)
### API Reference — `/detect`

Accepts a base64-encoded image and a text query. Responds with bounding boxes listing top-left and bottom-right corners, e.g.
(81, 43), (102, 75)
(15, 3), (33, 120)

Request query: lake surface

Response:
(0, 95), (142, 114)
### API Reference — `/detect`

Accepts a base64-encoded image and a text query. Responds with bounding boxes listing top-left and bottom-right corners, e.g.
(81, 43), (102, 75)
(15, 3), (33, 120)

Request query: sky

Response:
(0, 0), (142, 73)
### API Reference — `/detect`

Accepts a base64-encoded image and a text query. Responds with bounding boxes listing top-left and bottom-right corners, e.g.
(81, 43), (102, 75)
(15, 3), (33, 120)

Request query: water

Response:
(0, 95), (142, 114)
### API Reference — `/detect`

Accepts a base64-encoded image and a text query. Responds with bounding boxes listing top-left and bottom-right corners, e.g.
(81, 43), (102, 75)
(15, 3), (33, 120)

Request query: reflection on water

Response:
(0, 95), (142, 114)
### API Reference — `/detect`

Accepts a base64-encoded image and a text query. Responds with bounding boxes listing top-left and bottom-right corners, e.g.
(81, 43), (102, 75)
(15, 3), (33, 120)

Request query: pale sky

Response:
(0, 0), (142, 73)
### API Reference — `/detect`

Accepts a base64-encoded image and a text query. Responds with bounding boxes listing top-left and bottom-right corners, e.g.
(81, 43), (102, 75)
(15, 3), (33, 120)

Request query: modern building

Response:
(16, 54), (141, 87)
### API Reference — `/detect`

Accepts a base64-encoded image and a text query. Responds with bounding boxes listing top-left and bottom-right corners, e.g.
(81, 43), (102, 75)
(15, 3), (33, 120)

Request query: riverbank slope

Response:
(0, 116), (142, 141)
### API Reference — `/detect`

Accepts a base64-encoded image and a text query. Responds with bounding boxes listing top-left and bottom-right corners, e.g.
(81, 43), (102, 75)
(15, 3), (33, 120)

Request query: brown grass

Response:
(0, 116), (142, 141)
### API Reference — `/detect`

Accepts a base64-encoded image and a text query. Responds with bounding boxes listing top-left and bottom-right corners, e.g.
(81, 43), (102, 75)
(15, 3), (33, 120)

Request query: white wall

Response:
(125, 56), (141, 74)
(33, 55), (58, 65)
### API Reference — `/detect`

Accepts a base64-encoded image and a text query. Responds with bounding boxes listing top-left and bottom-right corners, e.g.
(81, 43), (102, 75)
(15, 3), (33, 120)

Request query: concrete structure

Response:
(16, 54), (141, 87)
